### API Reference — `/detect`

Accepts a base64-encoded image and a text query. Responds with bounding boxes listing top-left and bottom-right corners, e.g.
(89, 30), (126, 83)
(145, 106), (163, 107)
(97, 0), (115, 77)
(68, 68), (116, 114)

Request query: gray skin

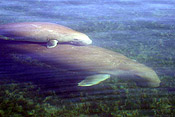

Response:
(0, 41), (160, 87)
(0, 22), (92, 48)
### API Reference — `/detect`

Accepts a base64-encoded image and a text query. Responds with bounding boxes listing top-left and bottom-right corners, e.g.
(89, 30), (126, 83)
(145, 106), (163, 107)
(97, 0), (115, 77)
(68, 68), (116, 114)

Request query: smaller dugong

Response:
(0, 40), (161, 88)
(0, 22), (92, 48)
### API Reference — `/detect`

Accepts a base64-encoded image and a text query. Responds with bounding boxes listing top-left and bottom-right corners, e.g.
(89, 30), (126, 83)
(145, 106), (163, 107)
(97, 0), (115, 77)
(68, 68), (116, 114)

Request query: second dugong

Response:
(0, 40), (160, 87)
(0, 22), (92, 48)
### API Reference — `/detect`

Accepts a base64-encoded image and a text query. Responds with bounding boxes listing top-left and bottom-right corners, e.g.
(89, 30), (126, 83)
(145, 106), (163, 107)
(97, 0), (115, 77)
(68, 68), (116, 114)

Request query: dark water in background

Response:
(0, 0), (175, 116)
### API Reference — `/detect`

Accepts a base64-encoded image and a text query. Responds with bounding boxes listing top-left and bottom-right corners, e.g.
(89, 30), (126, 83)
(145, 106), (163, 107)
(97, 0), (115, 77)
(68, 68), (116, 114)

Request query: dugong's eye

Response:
(73, 39), (79, 41)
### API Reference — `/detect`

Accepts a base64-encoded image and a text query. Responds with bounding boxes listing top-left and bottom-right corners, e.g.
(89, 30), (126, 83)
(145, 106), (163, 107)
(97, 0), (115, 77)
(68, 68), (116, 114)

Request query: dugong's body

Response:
(0, 22), (92, 48)
(0, 40), (160, 87)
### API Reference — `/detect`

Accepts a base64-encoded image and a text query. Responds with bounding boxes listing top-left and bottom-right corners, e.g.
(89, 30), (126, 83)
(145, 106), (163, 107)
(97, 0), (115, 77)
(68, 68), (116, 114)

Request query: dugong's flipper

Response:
(78, 74), (110, 86)
(47, 39), (58, 48)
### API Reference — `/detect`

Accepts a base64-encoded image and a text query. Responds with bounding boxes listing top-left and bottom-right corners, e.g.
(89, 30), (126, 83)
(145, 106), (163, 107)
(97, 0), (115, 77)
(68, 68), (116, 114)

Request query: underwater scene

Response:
(0, 0), (175, 116)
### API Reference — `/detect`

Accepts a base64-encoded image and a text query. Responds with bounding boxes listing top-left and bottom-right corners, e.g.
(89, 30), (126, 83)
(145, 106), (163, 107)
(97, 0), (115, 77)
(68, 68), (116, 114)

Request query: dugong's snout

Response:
(136, 78), (160, 88)
(81, 34), (92, 45)
(84, 38), (92, 45)
(118, 61), (161, 88)
(69, 39), (92, 46)
(71, 33), (92, 45)
(135, 71), (161, 88)
(78, 37), (92, 45)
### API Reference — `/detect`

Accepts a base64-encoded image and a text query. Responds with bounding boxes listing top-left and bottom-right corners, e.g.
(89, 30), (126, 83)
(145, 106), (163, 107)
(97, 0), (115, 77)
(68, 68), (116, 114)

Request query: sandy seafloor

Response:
(0, 0), (175, 116)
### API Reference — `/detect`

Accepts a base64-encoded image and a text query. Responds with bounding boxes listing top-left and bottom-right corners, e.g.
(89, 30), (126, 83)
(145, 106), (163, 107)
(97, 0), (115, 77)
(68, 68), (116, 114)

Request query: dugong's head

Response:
(67, 33), (92, 45)
(135, 70), (160, 87)
(119, 60), (161, 88)
(132, 64), (161, 87)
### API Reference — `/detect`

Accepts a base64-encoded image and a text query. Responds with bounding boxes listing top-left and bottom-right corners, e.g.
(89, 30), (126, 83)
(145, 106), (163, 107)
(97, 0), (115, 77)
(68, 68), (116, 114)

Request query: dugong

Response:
(0, 40), (160, 87)
(0, 22), (92, 48)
